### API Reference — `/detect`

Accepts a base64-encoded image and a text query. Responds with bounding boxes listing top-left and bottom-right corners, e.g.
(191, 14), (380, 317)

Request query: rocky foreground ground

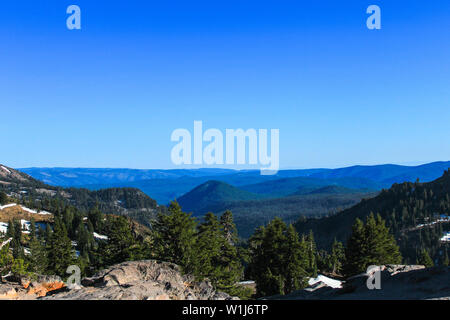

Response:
(267, 265), (450, 300)
(0, 260), (237, 300)
(1, 262), (449, 300)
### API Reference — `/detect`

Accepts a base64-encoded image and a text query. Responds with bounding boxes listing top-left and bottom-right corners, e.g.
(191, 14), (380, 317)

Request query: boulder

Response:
(43, 260), (238, 300)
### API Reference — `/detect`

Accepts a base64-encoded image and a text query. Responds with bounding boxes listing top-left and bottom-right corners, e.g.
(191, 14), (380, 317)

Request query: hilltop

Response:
(177, 179), (376, 238)
(177, 180), (263, 213)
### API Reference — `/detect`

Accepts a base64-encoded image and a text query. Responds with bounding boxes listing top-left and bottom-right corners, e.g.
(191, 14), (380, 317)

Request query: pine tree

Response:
(193, 212), (244, 295)
(103, 215), (137, 265)
(29, 218), (36, 242)
(306, 230), (318, 277)
(193, 213), (223, 281)
(0, 243), (30, 279)
(417, 249), (434, 267)
(220, 210), (238, 245)
(344, 214), (402, 276)
(28, 235), (48, 274)
(152, 201), (197, 273)
(8, 219), (25, 260)
(248, 218), (310, 297)
(283, 225), (308, 293)
(330, 239), (345, 275)
(0, 191), (8, 205)
(47, 218), (75, 277)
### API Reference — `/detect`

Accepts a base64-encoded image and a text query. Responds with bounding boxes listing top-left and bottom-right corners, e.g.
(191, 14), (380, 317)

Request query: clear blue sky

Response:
(1, 1), (449, 169)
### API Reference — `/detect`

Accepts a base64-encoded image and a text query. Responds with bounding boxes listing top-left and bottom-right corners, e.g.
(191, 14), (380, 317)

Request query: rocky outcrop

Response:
(267, 265), (450, 300)
(0, 275), (64, 300)
(42, 260), (238, 300)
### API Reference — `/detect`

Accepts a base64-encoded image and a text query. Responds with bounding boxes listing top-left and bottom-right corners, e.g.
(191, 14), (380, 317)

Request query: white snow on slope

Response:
(0, 203), (17, 210)
(308, 275), (342, 289)
(0, 222), (8, 234)
(0, 166), (11, 174)
(20, 206), (52, 215)
(0, 203), (51, 215)
(441, 232), (450, 242)
(93, 232), (108, 240)
(0, 238), (12, 249)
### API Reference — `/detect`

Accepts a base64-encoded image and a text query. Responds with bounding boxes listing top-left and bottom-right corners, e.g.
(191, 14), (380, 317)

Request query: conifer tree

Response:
(0, 191), (7, 205)
(103, 215), (136, 265)
(47, 218), (75, 277)
(344, 214), (402, 276)
(194, 212), (244, 295)
(283, 225), (309, 293)
(417, 249), (434, 267)
(28, 234), (48, 274)
(194, 213), (223, 281)
(152, 201), (197, 273)
(330, 239), (345, 275)
(248, 218), (310, 297)
(220, 210), (238, 245)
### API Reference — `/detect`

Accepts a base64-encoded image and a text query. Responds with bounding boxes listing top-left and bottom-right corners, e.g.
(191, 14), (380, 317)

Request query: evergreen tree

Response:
(87, 205), (104, 232)
(0, 191), (8, 205)
(306, 230), (318, 277)
(152, 201), (197, 273)
(220, 210), (238, 245)
(417, 249), (434, 267)
(8, 219), (25, 260)
(0, 243), (29, 279)
(47, 218), (75, 277)
(29, 218), (36, 242)
(103, 215), (137, 265)
(248, 218), (310, 297)
(283, 225), (309, 293)
(194, 212), (244, 295)
(28, 234), (48, 274)
(330, 239), (345, 275)
(193, 213), (223, 281)
(344, 214), (402, 276)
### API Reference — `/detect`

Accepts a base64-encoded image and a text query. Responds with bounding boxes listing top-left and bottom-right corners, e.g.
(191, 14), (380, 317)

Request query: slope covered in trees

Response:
(295, 170), (450, 264)
(0, 165), (159, 228)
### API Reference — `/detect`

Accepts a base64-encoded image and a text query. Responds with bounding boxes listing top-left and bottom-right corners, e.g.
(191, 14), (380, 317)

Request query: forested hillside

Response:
(295, 170), (450, 264)
(0, 165), (160, 228)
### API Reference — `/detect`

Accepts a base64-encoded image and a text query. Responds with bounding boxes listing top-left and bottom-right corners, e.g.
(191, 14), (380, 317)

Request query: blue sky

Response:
(1, 0), (449, 169)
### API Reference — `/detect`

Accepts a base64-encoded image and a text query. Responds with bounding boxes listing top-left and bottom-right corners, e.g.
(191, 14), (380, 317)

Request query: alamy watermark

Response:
(65, 5), (379, 31)
(66, 5), (81, 30)
(366, 265), (382, 290)
(171, 121), (279, 175)
(366, 5), (381, 30)
(66, 265), (81, 289)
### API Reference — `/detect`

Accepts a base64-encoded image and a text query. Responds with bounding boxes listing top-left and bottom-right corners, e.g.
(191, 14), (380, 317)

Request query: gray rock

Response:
(43, 260), (238, 300)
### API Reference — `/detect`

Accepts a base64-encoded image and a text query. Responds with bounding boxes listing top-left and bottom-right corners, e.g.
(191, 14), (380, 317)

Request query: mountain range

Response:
(19, 161), (450, 204)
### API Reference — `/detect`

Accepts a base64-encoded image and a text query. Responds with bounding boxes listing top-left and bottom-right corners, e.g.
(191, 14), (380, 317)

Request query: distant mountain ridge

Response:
(19, 161), (450, 204)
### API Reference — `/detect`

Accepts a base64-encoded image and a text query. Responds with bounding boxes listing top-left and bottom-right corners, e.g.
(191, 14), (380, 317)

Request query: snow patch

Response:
(0, 166), (11, 174)
(0, 238), (12, 249)
(0, 203), (17, 210)
(93, 232), (108, 240)
(20, 205), (52, 215)
(441, 231), (450, 242)
(0, 222), (8, 234)
(308, 275), (342, 289)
